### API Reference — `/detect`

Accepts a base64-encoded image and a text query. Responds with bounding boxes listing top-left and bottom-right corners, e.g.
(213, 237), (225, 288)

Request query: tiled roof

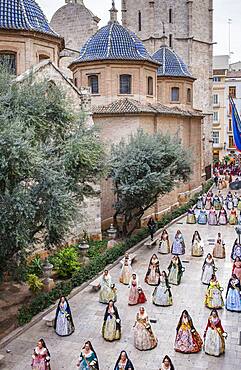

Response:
(71, 23), (159, 65)
(0, 0), (59, 37)
(153, 46), (192, 78)
(92, 98), (203, 117)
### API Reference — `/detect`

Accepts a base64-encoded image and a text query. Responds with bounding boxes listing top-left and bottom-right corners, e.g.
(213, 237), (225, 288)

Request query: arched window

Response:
(0, 52), (17, 75)
(169, 8), (173, 24)
(147, 76), (153, 96)
(120, 74), (132, 94)
(88, 75), (99, 94)
(138, 11), (142, 31)
(171, 87), (180, 102)
(187, 88), (192, 103)
(169, 34), (173, 48)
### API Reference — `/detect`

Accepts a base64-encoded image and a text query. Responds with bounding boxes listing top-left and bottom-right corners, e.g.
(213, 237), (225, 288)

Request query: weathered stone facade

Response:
(122, 0), (213, 174)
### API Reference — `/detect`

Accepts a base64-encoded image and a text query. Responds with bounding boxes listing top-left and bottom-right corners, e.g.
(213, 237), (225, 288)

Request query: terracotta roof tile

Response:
(92, 98), (203, 118)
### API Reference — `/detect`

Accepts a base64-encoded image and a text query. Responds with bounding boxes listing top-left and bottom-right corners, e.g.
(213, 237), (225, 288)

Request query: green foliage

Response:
(27, 274), (43, 294)
(110, 129), (192, 235)
(50, 247), (80, 279)
(88, 240), (108, 258)
(17, 180), (212, 326)
(0, 67), (106, 273)
(27, 256), (43, 277)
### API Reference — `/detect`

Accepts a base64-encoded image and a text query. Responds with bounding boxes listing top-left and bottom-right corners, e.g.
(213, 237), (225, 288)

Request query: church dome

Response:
(153, 44), (193, 78)
(71, 22), (159, 66)
(0, 0), (59, 37)
(50, 0), (100, 51)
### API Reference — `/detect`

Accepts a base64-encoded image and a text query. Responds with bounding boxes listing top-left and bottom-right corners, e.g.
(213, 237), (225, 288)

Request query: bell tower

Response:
(122, 0), (214, 174)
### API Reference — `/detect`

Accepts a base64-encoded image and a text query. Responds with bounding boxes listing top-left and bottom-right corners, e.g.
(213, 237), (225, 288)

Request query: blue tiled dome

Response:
(0, 0), (59, 37)
(71, 22), (159, 65)
(153, 45), (192, 78)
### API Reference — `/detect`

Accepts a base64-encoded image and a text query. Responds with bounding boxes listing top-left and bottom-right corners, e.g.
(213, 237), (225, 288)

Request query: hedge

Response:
(17, 179), (213, 325)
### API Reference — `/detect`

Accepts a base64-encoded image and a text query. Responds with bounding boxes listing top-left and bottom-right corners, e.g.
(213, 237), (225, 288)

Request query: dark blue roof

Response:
(153, 45), (192, 78)
(72, 22), (159, 65)
(0, 0), (59, 37)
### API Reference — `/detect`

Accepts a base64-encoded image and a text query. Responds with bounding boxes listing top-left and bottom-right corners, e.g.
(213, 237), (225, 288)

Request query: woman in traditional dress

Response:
(153, 271), (172, 306)
(233, 193), (238, 208)
(205, 194), (212, 210)
(202, 193), (207, 207)
(218, 207), (227, 225)
(171, 230), (185, 255)
(205, 274), (224, 309)
(119, 253), (132, 285)
(133, 307), (158, 351)
(213, 195), (221, 210)
(238, 211), (241, 225)
(144, 254), (161, 286)
(226, 192), (234, 210)
(128, 273), (139, 306)
(201, 254), (216, 285)
(196, 195), (203, 209)
(99, 270), (117, 304)
(186, 209), (196, 224)
(191, 231), (204, 257)
(31, 339), (50, 370)
(197, 209), (208, 225)
(204, 309), (226, 357)
(208, 207), (218, 226)
(114, 351), (134, 370)
(226, 274), (241, 312)
(147, 216), (156, 241)
(174, 310), (203, 353)
(237, 196), (241, 211)
(159, 356), (175, 370)
(77, 341), (99, 370)
(158, 229), (170, 254)
(213, 233), (226, 259)
(102, 300), (121, 342)
(232, 256), (241, 282)
(231, 239), (241, 260)
(229, 208), (237, 225)
(54, 296), (75, 337)
(167, 256), (184, 285)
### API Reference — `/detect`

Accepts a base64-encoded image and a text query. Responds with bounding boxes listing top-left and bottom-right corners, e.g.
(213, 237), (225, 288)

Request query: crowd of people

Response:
(31, 226), (241, 369)
(30, 167), (241, 370)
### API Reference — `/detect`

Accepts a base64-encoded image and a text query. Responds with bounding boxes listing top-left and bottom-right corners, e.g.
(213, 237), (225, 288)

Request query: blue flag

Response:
(230, 96), (241, 152)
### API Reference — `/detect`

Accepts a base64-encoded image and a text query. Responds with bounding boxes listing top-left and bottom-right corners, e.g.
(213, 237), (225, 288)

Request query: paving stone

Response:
(1, 188), (241, 369)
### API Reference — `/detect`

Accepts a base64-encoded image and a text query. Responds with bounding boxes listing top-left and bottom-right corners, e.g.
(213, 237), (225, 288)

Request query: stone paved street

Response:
(1, 189), (241, 370)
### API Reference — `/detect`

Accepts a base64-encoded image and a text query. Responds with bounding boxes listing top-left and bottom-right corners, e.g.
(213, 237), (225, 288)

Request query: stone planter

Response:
(107, 224), (117, 240)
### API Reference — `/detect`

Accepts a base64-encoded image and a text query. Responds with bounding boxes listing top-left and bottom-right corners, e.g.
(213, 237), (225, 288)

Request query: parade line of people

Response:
(31, 188), (241, 369)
